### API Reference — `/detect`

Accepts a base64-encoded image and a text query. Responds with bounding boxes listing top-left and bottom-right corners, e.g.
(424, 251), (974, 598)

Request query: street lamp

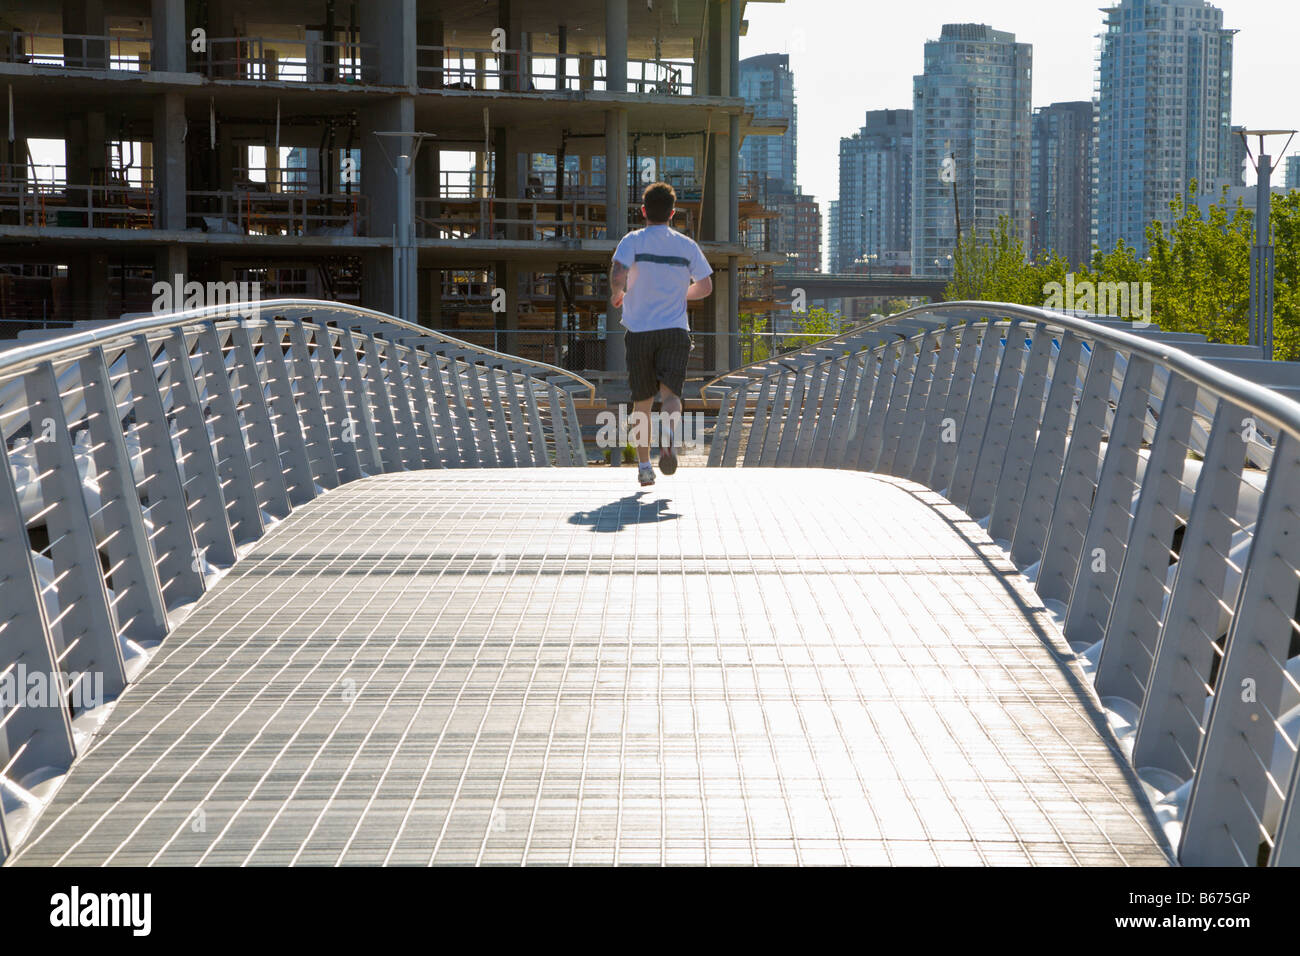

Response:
(1240, 129), (1297, 359)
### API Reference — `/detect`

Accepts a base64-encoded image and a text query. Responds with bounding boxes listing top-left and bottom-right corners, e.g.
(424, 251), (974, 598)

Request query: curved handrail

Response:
(0, 300), (591, 863)
(708, 300), (1300, 868)
(707, 301), (1300, 433)
(0, 299), (596, 400)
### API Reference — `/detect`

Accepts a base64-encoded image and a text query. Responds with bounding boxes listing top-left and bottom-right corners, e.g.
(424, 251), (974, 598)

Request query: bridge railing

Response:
(0, 301), (591, 860)
(707, 301), (1300, 867)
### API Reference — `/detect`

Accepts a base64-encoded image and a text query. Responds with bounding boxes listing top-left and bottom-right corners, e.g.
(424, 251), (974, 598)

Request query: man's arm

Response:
(687, 244), (714, 301)
(610, 260), (630, 308)
(686, 275), (713, 301)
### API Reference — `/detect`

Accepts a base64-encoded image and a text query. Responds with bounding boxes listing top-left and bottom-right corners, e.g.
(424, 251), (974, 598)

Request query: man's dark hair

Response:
(642, 182), (676, 224)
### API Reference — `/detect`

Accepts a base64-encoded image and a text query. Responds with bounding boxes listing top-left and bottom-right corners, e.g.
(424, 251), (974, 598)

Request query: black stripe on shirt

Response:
(634, 253), (691, 267)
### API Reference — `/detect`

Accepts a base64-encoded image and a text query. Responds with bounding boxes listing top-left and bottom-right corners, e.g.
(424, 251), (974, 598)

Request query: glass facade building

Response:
(1031, 101), (1095, 269)
(1096, 0), (1235, 254)
(832, 110), (913, 274)
(738, 52), (797, 193)
(911, 23), (1032, 277)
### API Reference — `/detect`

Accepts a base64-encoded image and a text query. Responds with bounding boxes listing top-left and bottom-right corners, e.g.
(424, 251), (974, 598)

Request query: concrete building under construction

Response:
(0, 0), (784, 380)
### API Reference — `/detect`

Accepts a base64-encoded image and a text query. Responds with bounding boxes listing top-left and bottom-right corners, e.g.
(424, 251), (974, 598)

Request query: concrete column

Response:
(497, 260), (520, 351)
(152, 91), (187, 231)
(361, 0), (416, 87)
(605, 0), (628, 92)
(498, 0), (523, 92)
(495, 126), (522, 239)
(63, 0), (107, 70)
(154, 245), (187, 295)
(710, 266), (730, 372)
(360, 96), (416, 315)
(90, 252), (109, 321)
(208, 0), (236, 77)
(416, 16), (444, 88)
(706, 0), (724, 96)
(150, 0), (187, 73)
(604, 107), (629, 373)
(728, 0), (740, 98)
(418, 267), (441, 329)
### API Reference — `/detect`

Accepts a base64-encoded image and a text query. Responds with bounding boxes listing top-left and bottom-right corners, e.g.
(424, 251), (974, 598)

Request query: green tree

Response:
(783, 306), (849, 349)
(946, 215), (1053, 305)
(944, 185), (1300, 360)
(738, 311), (770, 363)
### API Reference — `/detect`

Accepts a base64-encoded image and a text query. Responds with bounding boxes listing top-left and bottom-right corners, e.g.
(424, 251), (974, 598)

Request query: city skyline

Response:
(739, 0), (1298, 268)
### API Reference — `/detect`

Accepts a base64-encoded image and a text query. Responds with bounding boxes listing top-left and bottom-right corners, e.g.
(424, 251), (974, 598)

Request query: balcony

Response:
(186, 189), (367, 237)
(417, 47), (696, 96)
(201, 36), (373, 83)
(0, 166), (155, 229)
(3, 31), (151, 72)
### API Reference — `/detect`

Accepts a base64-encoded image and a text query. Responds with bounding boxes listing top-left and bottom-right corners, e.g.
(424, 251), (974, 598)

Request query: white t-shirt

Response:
(612, 224), (713, 332)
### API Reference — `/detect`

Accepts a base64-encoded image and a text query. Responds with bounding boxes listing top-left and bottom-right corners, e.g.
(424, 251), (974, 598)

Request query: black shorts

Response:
(626, 327), (692, 402)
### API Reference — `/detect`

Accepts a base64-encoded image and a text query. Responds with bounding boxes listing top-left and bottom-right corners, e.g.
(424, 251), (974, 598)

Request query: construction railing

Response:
(202, 37), (371, 82)
(0, 301), (591, 861)
(705, 301), (1300, 867)
(0, 172), (156, 230)
(4, 31), (151, 71)
(416, 47), (695, 95)
(186, 190), (367, 236)
(415, 196), (693, 242)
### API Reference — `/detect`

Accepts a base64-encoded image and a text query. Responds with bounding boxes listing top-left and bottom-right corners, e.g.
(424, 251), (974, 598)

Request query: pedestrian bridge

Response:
(1, 301), (1299, 867)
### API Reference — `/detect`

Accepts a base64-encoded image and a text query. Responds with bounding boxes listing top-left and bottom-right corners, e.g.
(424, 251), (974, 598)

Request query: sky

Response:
(739, 0), (1300, 227)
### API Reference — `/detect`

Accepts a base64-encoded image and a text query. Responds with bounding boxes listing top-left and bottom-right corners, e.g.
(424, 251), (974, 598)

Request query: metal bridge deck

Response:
(11, 470), (1172, 866)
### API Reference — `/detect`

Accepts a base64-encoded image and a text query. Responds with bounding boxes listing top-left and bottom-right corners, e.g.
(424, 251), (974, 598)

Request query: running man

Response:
(609, 182), (713, 487)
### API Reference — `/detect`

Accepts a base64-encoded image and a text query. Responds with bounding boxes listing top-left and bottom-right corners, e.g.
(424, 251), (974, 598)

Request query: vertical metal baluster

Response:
(334, 326), (386, 474)
(1009, 331), (1084, 571)
(392, 341), (444, 468)
(1180, 433), (1300, 866)
(775, 365), (809, 466)
(927, 321), (981, 493)
(123, 337), (204, 606)
(759, 371), (792, 467)
(825, 353), (865, 470)
(792, 360), (827, 467)
(357, 331), (405, 471)
(307, 324), (365, 483)
(1036, 342), (1118, 609)
(911, 327), (958, 485)
(878, 337), (920, 476)
(284, 319), (342, 490)
(1095, 373), (1198, 705)
(77, 348), (168, 646)
(894, 333), (940, 478)
(25, 361), (128, 700)
(742, 374), (777, 468)
(857, 343), (899, 472)
(707, 386), (738, 468)
(1062, 354), (1154, 651)
(1133, 399), (1247, 779)
(255, 319), (318, 501)
(192, 324), (264, 543)
(226, 323), (294, 515)
(949, 321), (1012, 509)
(983, 324), (1053, 540)
(163, 329), (238, 566)
(0, 430), (77, 821)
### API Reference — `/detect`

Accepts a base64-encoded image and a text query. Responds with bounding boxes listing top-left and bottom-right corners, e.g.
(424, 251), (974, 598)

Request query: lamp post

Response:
(1241, 129), (1297, 359)
(374, 130), (437, 325)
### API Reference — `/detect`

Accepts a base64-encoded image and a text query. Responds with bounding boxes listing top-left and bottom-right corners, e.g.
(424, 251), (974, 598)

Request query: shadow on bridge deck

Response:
(11, 470), (1173, 866)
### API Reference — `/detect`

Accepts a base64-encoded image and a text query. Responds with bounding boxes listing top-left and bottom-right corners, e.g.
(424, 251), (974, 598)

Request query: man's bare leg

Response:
(631, 396), (655, 465)
(657, 383), (682, 474)
(658, 384), (682, 445)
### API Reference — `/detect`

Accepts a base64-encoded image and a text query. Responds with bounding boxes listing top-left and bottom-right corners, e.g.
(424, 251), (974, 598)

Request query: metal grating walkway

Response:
(11, 470), (1173, 866)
